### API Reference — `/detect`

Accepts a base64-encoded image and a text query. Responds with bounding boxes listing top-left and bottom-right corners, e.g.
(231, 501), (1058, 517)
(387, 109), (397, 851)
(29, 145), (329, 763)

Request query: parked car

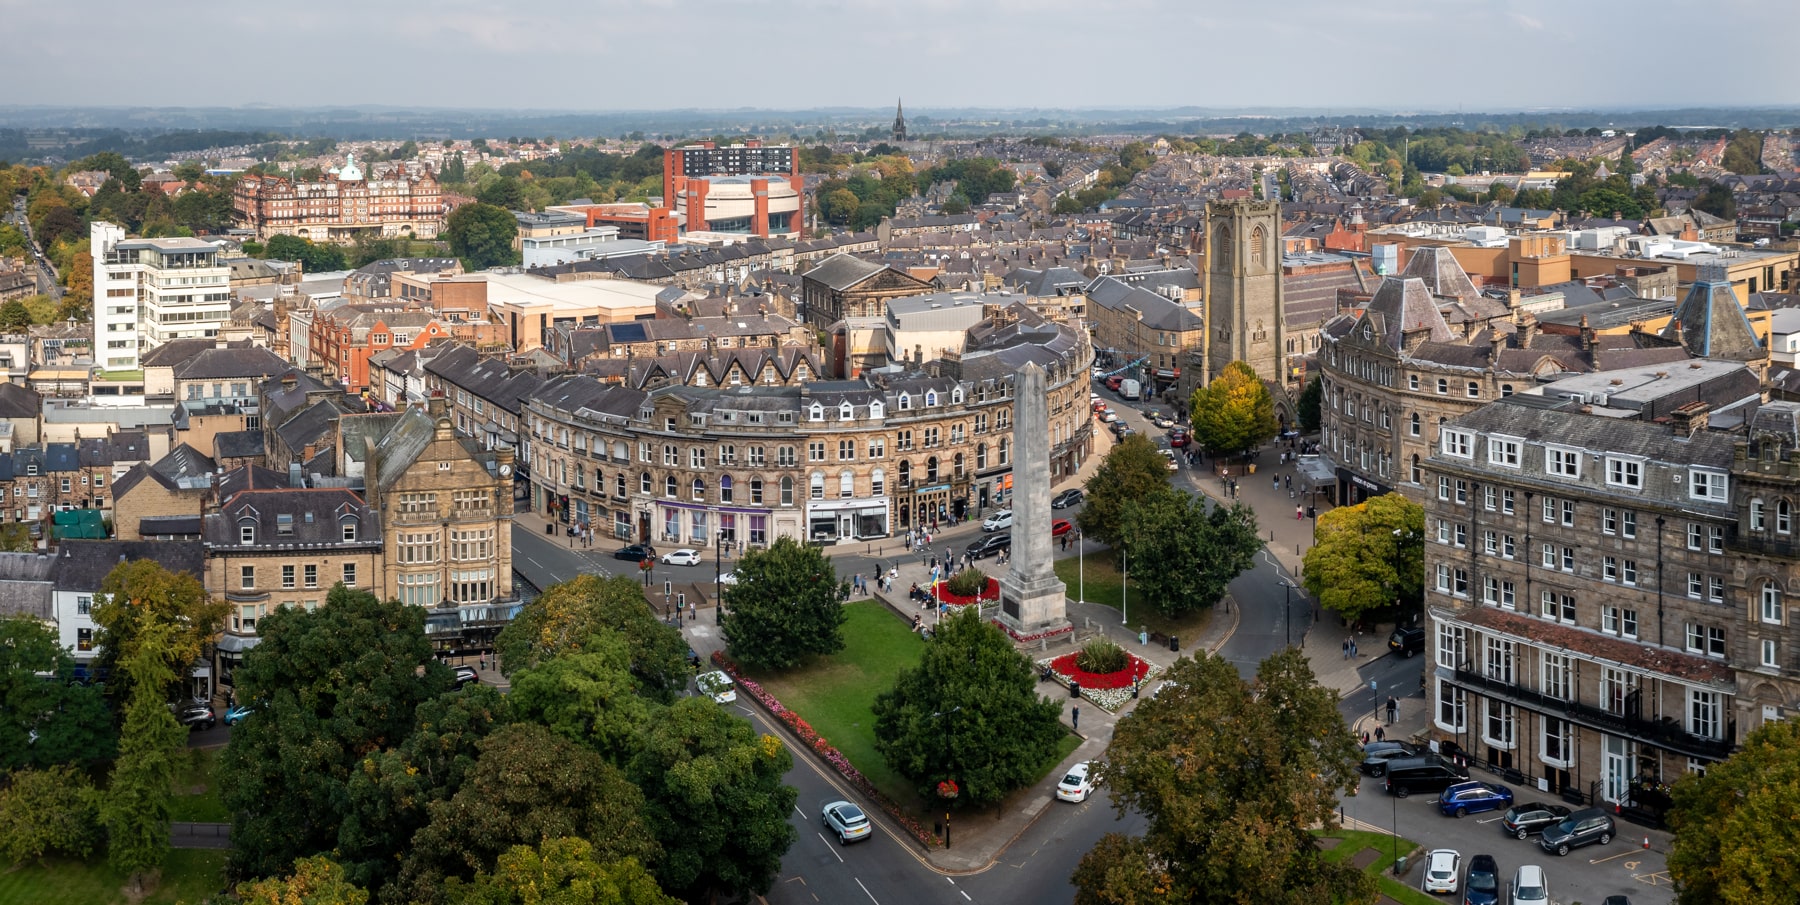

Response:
(966, 533), (1011, 560)
(1463, 853), (1501, 905)
(1168, 430), (1191, 448)
(175, 703), (216, 731)
(223, 703), (255, 727)
(1099, 409), (1119, 423)
(1357, 740), (1420, 776)
(1148, 412), (1174, 429)
(1389, 625), (1426, 657)
(696, 670), (736, 704)
(1422, 849), (1461, 895)
(1538, 808), (1614, 856)
(614, 544), (656, 562)
(982, 509), (1014, 532)
(1500, 802), (1571, 840)
(1051, 519), (1074, 538)
(660, 548), (702, 566)
(1159, 449), (1179, 471)
(453, 665), (480, 688)
(1056, 761), (1095, 803)
(1383, 755), (1469, 798)
(1439, 781), (1515, 818)
(1508, 864), (1549, 905)
(1104, 375), (1124, 392)
(1599, 897), (1632, 905)
(821, 800), (872, 844)
(1051, 488), (1085, 509)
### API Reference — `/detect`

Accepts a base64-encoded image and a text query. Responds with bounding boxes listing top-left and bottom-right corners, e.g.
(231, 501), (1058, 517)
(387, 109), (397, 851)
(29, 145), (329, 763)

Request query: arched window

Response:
(1752, 499), (1767, 531)
(810, 472), (825, 500)
(809, 403), (824, 421)
(897, 393), (911, 411)
(664, 475), (677, 498)
(871, 468), (885, 496)
(869, 400), (885, 418)
(1410, 454), (1421, 484)
(926, 457), (939, 482)
(1780, 499), (1793, 535)
(1250, 225), (1266, 267)
(691, 478), (704, 501)
(954, 452), (965, 478)
(1762, 580), (1784, 625)
(780, 476), (794, 506)
(640, 472), (652, 494)
(899, 460), (912, 487)
(839, 470), (854, 498)
(977, 443), (988, 470)
(839, 402), (854, 421)
(719, 475), (733, 503)
(925, 391), (938, 407)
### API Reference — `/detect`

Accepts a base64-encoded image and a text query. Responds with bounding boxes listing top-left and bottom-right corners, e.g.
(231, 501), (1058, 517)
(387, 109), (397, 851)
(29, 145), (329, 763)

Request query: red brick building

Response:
(233, 154), (444, 243)
(310, 307), (452, 392)
(662, 142), (803, 239)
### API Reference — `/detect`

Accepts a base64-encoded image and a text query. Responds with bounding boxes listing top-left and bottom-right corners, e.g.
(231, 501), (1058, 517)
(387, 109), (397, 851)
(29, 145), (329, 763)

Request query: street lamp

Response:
(931, 706), (962, 848)
(715, 527), (728, 623)
(1280, 580), (1297, 648)
(1120, 542), (1129, 626)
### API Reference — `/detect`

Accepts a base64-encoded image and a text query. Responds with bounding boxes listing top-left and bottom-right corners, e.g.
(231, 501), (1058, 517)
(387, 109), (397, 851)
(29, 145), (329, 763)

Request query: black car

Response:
(1051, 488), (1085, 509)
(1357, 740), (1420, 776)
(613, 544), (656, 562)
(175, 703), (217, 731)
(452, 665), (480, 688)
(966, 533), (1011, 560)
(1463, 853), (1501, 905)
(1539, 807), (1615, 856)
(1389, 625), (1426, 657)
(1382, 754), (1469, 798)
(1499, 801), (1571, 840)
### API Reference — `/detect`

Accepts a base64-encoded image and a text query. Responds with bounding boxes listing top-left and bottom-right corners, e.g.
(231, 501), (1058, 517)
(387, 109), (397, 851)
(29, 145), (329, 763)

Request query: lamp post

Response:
(715, 527), (727, 622)
(1120, 543), (1129, 626)
(931, 706), (962, 848)
(1077, 528), (1085, 606)
(1280, 580), (1297, 648)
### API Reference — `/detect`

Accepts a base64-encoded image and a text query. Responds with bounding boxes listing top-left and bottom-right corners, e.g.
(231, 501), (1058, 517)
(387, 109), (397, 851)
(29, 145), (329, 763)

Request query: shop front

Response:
(806, 497), (890, 543)
(653, 500), (782, 550)
(1335, 466), (1389, 505)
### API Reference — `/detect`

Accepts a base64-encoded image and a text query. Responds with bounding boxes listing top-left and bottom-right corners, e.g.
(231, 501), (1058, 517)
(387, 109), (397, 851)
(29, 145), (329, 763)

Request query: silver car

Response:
(821, 800), (871, 844)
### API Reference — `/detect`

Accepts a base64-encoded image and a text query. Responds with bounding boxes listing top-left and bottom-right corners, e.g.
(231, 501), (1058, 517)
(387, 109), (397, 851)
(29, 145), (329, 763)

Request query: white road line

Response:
(855, 877), (879, 904)
(945, 877), (956, 884)
(960, 891), (972, 901)
(794, 804), (806, 818)
(817, 833), (844, 863)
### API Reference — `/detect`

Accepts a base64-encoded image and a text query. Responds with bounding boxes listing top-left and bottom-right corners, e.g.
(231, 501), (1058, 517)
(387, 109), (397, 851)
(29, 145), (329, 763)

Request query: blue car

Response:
(223, 703), (255, 726)
(1438, 781), (1514, 818)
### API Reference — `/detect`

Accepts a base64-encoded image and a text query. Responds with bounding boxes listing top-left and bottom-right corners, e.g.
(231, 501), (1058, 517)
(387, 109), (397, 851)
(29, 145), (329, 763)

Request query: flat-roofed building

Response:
(91, 222), (232, 371)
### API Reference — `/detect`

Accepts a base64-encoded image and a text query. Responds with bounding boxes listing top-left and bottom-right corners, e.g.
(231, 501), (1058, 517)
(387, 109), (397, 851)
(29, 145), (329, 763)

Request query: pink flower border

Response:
(711, 651), (942, 848)
(930, 577), (1001, 606)
(991, 619), (1074, 643)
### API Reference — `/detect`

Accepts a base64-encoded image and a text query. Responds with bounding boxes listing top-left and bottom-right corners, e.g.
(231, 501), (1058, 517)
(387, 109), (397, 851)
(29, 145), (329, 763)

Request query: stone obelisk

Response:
(999, 361), (1069, 635)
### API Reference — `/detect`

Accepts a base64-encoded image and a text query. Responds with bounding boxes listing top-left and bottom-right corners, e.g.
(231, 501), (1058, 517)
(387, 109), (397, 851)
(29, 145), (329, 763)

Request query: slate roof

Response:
(214, 430), (265, 460)
(371, 406), (438, 490)
(422, 344), (548, 412)
(802, 254), (888, 291)
(172, 346), (289, 382)
(44, 444), (78, 473)
(138, 515), (203, 537)
(139, 338), (218, 369)
(0, 382), (40, 420)
(0, 552), (54, 620)
(1362, 277), (1455, 349)
(276, 400), (341, 458)
(204, 481), (377, 552)
(52, 540), (205, 591)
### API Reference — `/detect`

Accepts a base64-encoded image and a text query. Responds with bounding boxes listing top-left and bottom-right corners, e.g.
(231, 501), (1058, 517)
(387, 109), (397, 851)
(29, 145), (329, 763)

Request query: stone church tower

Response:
(1204, 198), (1286, 385)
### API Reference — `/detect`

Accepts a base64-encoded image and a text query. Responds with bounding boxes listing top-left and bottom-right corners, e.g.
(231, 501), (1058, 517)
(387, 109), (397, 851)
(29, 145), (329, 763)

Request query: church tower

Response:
(1203, 198), (1287, 385)
(892, 99), (907, 143)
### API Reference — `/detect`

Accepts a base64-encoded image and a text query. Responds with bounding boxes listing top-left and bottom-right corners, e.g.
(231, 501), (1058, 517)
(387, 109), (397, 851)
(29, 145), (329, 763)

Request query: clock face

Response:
(499, 464), (513, 477)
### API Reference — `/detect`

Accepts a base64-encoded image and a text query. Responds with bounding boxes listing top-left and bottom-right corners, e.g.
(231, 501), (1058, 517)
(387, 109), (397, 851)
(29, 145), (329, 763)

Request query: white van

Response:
(1118, 379), (1141, 401)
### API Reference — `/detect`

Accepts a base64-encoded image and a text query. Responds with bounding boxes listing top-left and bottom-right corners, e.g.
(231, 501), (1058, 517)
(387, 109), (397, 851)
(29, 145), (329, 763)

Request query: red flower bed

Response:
(930, 577), (1000, 606)
(1048, 651), (1151, 689)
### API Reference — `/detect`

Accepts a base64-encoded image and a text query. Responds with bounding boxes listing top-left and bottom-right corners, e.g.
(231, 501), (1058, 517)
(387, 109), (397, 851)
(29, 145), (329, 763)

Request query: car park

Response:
(966, 533), (1011, 560)
(1389, 625), (1426, 657)
(822, 800), (872, 844)
(1357, 740), (1419, 776)
(1051, 519), (1073, 538)
(1056, 761), (1095, 802)
(1383, 754), (1469, 797)
(1439, 781), (1514, 818)
(1538, 808), (1614, 856)
(660, 548), (702, 566)
(1422, 849), (1461, 895)
(1051, 488), (1085, 509)
(614, 544), (656, 562)
(696, 670), (736, 704)
(1499, 802), (1571, 839)
(1463, 853), (1501, 905)
(1508, 864), (1549, 905)
(982, 509), (1014, 532)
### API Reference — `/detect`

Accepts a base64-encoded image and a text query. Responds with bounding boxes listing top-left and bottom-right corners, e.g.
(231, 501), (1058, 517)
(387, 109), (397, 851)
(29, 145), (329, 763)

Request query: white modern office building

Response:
(91, 221), (232, 371)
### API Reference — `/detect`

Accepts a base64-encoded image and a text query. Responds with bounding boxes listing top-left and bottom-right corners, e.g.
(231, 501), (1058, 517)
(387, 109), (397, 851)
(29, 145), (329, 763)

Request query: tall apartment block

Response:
(91, 221), (231, 371)
(662, 141), (803, 239)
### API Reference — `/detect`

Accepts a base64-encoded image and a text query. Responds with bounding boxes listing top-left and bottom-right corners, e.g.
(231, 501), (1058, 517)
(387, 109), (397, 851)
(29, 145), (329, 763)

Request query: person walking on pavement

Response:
(1342, 638), (1349, 660)
(1374, 725), (1385, 743)
(1387, 695), (1398, 724)
(1072, 705), (1080, 730)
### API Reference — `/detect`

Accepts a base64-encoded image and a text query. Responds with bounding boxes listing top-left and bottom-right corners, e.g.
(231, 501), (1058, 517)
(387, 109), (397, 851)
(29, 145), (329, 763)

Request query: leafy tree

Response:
(495, 574), (686, 698)
(1075, 435), (1171, 554)
(399, 724), (658, 905)
(0, 764), (103, 866)
(820, 188), (860, 225)
(508, 633), (652, 758)
(101, 619), (187, 892)
(1695, 181), (1737, 221)
(1667, 718), (1800, 905)
(1296, 374), (1322, 434)
(1074, 649), (1371, 905)
(91, 558), (226, 707)
(720, 536), (848, 671)
(444, 202), (521, 271)
(873, 607), (1066, 809)
(1301, 492), (1425, 623)
(1188, 360), (1278, 459)
(477, 178), (526, 211)
(1721, 129), (1764, 176)
(221, 585), (453, 881)
(0, 615), (114, 770)
(1119, 493), (1260, 619)
(626, 696), (796, 900)
(443, 838), (677, 905)
(239, 855), (370, 905)
(0, 299), (33, 330)
(0, 224), (26, 256)
(265, 234), (348, 273)
(942, 194), (970, 215)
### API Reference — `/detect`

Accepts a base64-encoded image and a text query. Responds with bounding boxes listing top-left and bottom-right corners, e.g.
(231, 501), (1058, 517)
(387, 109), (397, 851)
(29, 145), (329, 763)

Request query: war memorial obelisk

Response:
(999, 361), (1070, 636)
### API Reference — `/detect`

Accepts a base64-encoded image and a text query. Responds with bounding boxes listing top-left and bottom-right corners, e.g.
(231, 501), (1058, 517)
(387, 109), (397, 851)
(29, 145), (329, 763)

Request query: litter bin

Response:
(545, 522), (554, 535)
(1169, 635), (1179, 652)
(1069, 681), (1081, 699)
(1393, 856), (1407, 876)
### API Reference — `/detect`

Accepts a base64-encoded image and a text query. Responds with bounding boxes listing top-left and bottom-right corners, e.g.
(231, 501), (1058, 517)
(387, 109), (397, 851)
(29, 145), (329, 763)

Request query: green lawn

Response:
(1054, 556), (1215, 642)
(0, 849), (227, 905)
(168, 748), (228, 823)
(1318, 827), (1438, 905)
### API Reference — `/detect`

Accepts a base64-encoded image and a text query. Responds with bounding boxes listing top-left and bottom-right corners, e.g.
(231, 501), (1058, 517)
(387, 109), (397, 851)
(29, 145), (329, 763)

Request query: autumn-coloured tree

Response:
(1301, 492), (1425, 622)
(1188, 359), (1279, 459)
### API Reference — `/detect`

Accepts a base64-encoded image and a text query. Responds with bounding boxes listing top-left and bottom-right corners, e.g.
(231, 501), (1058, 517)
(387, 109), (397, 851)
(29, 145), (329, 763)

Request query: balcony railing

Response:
(1451, 666), (1733, 760)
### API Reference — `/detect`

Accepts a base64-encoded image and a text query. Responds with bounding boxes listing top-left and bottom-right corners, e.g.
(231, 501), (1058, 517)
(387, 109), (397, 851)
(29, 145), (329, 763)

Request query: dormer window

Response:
(342, 519), (357, 542)
(809, 403), (824, 421)
(25, 464), (35, 476)
(240, 524), (255, 545)
(925, 391), (939, 407)
(869, 401), (885, 418)
(839, 402), (854, 421)
(897, 393), (911, 411)
(951, 387), (963, 404)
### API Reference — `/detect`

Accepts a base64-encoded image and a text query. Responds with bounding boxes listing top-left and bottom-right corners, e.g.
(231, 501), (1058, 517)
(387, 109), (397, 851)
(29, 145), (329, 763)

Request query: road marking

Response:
(1634, 870), (1672, 886)
(794, 805), (806, 818)
(945, 878), (955, 885)
(816, 833), (844, 863)
(855, 877), (880, 904)
(1475, 815), (1503, 824)
(960, 892), (972, 901)
(1589, 850), (1635, 864)
(1624, 860), (1640, 870)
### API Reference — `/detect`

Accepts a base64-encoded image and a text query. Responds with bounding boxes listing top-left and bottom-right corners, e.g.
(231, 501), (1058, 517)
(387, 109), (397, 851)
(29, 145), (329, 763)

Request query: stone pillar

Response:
(999, 362), (1069, 634)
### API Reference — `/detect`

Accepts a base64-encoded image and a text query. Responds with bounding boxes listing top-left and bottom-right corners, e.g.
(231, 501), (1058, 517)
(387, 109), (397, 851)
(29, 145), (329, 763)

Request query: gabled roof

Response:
(172, 346), (290, 382)
(1363, 276), (1455, 349)
(214, 430), (265, 460)
(0, 382), (39, 420)
(371, 406), (439, 490)
(802, 253), (888, 291)
(1399, 246), (1481, 303)
(52, 540), (205, 592)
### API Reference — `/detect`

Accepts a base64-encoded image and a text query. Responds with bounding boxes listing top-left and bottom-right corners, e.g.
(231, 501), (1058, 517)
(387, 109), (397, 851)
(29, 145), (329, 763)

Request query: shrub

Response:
(0, 764), (103, 866)
(1075, 638), (1127, 675)
(945, 568), (989, 598)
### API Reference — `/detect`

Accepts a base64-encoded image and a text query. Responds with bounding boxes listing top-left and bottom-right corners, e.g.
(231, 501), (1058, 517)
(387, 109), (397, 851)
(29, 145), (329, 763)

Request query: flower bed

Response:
(711, 651), (941, 848)
(930, 577), (999, 607)
(1040, 652), (1161, 712)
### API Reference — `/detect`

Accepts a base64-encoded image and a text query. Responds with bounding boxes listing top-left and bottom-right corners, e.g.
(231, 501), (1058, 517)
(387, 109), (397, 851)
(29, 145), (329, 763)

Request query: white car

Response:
(717, 571), (739, 585)
(982, 509), (1014, 532)
(696, 670), (736, 704)
(660, 548), (702, 566)
(1422, 849), (1461, 895)
(1509, 865), (1549, 905)
(1055, 761), (1095, 803)
(822, 800), (872, 844)
(1159, 449), (1179, 471)
(1099, 410), (1119, 423)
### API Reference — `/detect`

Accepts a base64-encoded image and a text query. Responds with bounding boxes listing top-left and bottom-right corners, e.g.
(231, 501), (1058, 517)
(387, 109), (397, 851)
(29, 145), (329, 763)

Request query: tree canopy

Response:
(91, 557), (227, 706)
(1076, 434), (1172, 555)
(0, 615), (114, 771)
(1667, 718), (1800, 905)
(441, 838), (677, 905)
(444, 202), (521, 271)
(873, 608), (1067, 809)
(1297, 374), (1322, 434)
(1189, 360), (1279, 459)
(720, 536), (848, 671)
(495, 573), (687, 699)
(265, 233), (349, 273)
(1300, 493), (1425, 622)
(1074, 649), (1371, 905)
(1119, 494), (1260, 619)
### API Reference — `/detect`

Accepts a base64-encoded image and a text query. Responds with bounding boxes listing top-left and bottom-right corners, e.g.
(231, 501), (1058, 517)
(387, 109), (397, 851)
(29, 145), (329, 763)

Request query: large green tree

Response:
(508, 633), (652, 758)
(1188, 359), (1279, 459)
(91, 558), (227, 707)
(626, 696), (797, 901)
(444, 202), (522, 271)
(1075, 434), (1171, 554)
(873, 607), (1066, 809)
(1073, 649), (1371, 905)
(265, 233), (348, 273)
(238, 855), (369, 905)
(1119, 493), (1260, 619)
(1667, 718), (1800, 905)
(0, 615), (114, 770)
(719, 536), (848, 671)
(101, 619), (188, 893)
(221, 585), (454, 881)
(495, 574), (687, 699)
(1297, 374), (1322, 434)
(0, 764), (103, 867)
(443, 837), (677, 905)
(1301, 493), (1425, 623)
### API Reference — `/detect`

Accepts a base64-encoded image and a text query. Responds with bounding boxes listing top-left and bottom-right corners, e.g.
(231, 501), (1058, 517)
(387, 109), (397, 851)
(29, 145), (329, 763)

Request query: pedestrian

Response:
(1351, 639), (1359, 658)
(1374, 725), (1385, 743)
(688, 600), (696, 622)
(1285, 475), (1292, 490)
(1342, 638), (1349, 660)
(1361, 730), (1370, 746)
(479, 654), (487, 671)
(1072, 706), (1080, 730)
(1296, 505), (1303, 520)
(1387, 695), (1398, 724)
(1272, 474), (1279, 490)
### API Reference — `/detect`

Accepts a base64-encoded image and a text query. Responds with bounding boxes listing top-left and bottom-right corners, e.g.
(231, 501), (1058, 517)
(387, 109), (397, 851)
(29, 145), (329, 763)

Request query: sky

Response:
(2, 0), (1789, 113)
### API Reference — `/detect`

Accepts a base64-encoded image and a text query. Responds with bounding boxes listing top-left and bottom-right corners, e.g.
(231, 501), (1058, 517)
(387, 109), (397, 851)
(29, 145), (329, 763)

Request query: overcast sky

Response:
(2, 0), (1786, 113)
